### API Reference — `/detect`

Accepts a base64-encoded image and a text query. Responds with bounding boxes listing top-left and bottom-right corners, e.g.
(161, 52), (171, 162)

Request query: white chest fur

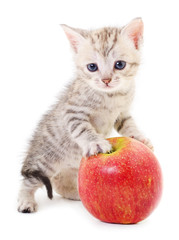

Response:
(90, 92), (132, 137)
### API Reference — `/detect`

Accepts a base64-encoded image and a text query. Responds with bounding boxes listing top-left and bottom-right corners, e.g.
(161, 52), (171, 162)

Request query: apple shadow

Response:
(97, 217), (148, 228)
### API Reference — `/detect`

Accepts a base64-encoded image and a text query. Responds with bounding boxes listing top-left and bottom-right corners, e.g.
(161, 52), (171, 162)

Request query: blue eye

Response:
(114, 61), (126, 70)
(87, 63), (98, 72)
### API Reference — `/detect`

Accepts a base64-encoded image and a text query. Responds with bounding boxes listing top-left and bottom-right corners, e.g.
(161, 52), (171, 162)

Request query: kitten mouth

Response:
(104, 83), (112, 88)
(100, 82), (114, 90)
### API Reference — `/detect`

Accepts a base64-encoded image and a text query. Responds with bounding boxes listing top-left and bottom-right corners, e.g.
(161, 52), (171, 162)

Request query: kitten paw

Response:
(141, 138), (154, 151)
(85, 139), (112, 157)
(130, 135), (154, 151)
(18, 199), (38, 213)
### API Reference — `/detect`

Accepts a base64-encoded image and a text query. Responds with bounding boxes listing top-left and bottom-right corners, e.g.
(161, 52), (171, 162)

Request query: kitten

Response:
(17, 18), (153, 213)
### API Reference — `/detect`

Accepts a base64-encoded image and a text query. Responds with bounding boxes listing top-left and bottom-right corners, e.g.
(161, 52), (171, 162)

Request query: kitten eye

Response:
(87, 63), (98, 72)
(114, 61), (126, 70)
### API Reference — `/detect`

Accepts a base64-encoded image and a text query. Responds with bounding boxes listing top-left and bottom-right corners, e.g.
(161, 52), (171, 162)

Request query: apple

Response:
(78, 137), (162, 224)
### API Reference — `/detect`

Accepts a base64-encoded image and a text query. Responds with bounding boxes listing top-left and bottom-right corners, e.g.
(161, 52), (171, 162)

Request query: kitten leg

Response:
(65, 108), (112, 156)
(115, 114), (154, 151)
(18, 166), (54, 213)
(17, 178), (42, 213)
(52, 168), (80, 200)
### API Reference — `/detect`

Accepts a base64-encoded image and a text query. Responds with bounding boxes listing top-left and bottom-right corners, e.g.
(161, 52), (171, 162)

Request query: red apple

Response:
(78, 137), (162, 224)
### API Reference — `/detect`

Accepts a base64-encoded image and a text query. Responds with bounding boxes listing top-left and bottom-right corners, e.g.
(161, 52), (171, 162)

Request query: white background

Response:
(0, 0), (179, 239)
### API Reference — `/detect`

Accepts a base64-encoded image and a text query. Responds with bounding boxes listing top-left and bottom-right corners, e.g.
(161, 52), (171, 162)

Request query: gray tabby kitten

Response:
(18, 18), (153, 213)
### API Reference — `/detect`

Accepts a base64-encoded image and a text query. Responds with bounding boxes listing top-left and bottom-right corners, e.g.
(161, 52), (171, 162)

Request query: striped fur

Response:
(18, 18), (153, 213)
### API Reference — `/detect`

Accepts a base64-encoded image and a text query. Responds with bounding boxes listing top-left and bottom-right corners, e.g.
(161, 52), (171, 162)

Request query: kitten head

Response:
(61, 18), (143, 93)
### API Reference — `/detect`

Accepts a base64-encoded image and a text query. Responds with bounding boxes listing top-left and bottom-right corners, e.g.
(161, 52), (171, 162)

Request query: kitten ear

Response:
(121, 18), (143, 49)
(61, 24), (86, 53)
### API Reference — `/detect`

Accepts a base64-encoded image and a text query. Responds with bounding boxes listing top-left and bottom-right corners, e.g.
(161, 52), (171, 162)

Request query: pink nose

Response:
(102, 78), (111, 84)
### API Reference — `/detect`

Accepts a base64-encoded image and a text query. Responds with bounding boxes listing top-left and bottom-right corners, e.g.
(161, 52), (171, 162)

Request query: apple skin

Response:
(78, 137), (162, 224)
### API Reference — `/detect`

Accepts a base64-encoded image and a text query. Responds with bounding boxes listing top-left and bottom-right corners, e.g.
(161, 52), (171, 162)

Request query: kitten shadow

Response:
(37, 191), (81, 212)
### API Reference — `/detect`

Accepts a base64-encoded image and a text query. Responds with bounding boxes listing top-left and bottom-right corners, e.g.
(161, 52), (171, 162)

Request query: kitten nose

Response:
(102, 78), (111, 84)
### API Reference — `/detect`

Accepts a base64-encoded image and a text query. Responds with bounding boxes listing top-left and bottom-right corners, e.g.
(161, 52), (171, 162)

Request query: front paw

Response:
(84, 139), (112, 157)
(130, 135), (154, 151)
